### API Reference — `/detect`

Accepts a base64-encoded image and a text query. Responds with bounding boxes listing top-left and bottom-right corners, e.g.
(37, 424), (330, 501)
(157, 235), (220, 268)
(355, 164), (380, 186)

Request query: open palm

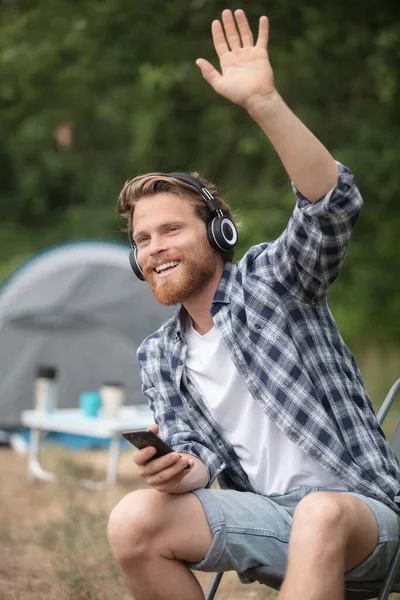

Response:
(196, 9), (274, 109)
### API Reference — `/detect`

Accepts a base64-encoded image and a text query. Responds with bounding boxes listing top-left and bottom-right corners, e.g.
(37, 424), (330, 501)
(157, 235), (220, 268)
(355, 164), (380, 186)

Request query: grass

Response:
(0, 446), (276, 599)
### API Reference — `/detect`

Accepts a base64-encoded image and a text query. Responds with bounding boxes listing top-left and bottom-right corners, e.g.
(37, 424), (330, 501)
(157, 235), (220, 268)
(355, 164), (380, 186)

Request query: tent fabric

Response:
(0, 241), (173, 427)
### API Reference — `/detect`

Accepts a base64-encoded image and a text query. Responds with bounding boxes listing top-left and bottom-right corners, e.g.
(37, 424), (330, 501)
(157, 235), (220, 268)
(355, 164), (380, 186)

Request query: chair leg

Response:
(377, 540), (400, 600)
(204, 572), (224, 600)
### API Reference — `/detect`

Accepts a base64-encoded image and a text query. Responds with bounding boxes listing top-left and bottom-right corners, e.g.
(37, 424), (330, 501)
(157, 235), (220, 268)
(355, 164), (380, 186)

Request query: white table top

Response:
(21, 405), (154, 438)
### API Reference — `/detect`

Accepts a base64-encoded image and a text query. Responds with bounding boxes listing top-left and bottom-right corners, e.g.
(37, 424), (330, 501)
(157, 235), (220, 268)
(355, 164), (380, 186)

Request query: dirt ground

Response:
(0, 445), (276, 600)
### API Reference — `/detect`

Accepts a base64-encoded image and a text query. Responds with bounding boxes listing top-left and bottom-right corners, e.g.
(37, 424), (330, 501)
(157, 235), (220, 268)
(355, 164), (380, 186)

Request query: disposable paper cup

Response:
(100, 384), (124, 417)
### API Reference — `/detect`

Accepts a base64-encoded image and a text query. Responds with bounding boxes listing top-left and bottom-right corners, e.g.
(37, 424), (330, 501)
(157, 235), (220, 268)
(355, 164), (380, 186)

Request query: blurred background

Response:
(0, 0), (399, 399)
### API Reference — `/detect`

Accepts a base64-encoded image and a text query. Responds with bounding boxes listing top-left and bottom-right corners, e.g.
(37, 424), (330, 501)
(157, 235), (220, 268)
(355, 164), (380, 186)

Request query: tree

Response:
(0, 0), (399, 342)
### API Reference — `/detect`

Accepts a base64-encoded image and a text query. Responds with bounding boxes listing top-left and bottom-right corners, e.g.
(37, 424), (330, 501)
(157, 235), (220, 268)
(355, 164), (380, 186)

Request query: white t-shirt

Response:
(184, 321), (347, 496)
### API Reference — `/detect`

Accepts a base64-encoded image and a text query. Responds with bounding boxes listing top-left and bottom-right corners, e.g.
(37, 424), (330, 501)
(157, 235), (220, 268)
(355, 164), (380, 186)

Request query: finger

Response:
(147, 423), (159, 436)
(147, 457), (193, 487)
(256, 15), (269, 49)
(234, 9), (254, 47)
(133, 445), (158, 466)
(211, 19), (229, 61)
(196, 59), (222, 89)
(154, 469), (191, 493)
(222, 9), (241, 50)
(147, 459), (191, 486)
(139, 452), (182, 476)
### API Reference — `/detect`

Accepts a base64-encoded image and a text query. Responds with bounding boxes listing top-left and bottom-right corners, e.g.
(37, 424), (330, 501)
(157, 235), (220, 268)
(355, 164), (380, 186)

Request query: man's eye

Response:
(167, 227), (179, 233)
(137, 236), (149, 245)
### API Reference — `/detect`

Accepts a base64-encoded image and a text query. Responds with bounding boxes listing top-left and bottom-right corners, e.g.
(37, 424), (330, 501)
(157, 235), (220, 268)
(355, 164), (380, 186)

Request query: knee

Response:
(107, 488), (168, 564)
(293, 492), (346, 544)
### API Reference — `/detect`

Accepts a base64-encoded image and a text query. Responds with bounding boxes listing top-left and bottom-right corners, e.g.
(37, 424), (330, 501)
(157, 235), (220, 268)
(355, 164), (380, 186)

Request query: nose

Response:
(148, 235), (167, 256)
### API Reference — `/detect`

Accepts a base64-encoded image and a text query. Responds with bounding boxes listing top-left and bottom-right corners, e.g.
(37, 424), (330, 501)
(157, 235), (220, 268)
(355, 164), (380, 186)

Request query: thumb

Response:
(147, 423), (160, 437)
(196, 58), (221, 89)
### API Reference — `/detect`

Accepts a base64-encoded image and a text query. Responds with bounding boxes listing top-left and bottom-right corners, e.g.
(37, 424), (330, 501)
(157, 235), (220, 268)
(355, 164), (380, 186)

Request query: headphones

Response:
(128, 172), (238, 280)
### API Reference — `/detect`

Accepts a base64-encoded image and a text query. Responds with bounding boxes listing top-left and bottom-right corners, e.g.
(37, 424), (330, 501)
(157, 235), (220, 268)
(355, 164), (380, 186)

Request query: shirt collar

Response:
(210, 260), (235, 316)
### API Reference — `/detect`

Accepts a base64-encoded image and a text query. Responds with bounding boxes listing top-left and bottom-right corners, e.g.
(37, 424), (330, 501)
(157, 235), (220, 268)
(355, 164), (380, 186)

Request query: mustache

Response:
(142, 255), (182, 278)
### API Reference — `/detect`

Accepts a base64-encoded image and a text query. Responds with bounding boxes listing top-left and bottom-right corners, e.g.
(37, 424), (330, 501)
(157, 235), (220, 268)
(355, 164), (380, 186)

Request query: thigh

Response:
(188, 488), (295, 582)
(343, 492), (400, 581)
(162, 489), (214, 563)
(108, 488), (213, 564)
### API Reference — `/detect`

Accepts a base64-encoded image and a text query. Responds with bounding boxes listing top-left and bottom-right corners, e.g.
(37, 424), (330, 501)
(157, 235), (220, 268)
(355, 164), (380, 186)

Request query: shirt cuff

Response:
(291, 161), (356, 214)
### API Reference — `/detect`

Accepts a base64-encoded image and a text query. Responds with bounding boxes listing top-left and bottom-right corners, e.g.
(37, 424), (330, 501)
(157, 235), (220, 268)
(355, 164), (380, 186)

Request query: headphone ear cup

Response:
(207, 219), (220, 252)
(129, 247), (145, 281)
(207, 216), (238, 252)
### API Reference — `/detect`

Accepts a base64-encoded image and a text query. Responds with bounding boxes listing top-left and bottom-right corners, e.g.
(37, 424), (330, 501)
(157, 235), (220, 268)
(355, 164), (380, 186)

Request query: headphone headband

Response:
(168, 172), (222, 214)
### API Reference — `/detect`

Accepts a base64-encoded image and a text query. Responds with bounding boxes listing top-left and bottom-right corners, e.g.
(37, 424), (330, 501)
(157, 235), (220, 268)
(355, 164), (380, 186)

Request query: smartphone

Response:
(122, 429), (191, 469)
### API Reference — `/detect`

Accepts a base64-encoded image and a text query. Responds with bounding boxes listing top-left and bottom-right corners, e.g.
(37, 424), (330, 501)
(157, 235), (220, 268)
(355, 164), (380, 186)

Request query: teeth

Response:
(155, 261), (180, 273)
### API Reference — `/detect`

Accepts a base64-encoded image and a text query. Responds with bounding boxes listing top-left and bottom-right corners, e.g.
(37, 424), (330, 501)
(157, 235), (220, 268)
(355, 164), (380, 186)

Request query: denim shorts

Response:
(188, 486), (400, 585)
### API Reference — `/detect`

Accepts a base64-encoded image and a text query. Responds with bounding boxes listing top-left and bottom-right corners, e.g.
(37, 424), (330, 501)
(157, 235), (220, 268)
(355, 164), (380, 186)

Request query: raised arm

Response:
(196, 9), (338, 202)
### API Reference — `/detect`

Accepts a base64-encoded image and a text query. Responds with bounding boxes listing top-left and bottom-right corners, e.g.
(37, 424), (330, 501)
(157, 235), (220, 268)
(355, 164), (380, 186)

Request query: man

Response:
(108, 9), (400, 600)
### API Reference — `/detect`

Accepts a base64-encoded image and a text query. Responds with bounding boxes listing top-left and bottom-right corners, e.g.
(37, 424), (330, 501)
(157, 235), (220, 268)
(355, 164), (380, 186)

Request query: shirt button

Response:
(255, 323), (261, 329)
(179, 360), (183, 365)
(340, 183), (351, 191)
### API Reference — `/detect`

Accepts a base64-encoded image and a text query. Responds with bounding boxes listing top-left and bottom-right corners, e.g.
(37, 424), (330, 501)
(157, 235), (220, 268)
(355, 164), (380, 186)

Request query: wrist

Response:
(170, 456), (208, 493)
(246, 89), (283, 120)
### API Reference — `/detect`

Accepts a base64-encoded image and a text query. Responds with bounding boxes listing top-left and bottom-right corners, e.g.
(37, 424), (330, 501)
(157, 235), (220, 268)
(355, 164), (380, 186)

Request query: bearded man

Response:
(107, 9), (400, 600)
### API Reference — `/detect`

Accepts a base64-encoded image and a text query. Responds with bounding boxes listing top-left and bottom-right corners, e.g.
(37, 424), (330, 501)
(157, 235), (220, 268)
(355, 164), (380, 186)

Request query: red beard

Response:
(143, 243), (218, 306)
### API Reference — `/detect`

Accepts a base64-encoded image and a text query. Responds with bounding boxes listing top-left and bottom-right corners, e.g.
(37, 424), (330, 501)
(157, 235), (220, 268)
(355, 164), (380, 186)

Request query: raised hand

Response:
(196, 9), (275, 110)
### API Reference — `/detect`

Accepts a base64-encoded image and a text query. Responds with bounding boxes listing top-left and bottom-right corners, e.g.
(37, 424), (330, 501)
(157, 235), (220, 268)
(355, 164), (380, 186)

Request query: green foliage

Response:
(0, 0), (399, 343)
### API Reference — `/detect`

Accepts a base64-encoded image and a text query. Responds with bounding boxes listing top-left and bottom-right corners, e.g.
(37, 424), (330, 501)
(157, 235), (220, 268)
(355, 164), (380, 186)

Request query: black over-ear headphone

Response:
(128, 172), (238, 281)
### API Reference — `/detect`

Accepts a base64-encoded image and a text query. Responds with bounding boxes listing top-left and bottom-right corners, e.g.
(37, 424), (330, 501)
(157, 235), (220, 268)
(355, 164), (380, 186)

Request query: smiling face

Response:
(132, 192), (223, 306)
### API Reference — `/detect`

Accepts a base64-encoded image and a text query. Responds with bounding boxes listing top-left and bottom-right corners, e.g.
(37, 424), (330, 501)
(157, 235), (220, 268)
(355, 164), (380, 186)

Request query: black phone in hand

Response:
(122, 429), (191, 469)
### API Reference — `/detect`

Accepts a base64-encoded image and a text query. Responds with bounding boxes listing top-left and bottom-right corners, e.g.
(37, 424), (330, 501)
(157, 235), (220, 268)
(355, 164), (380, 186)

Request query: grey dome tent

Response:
(0, 241), (173, 428)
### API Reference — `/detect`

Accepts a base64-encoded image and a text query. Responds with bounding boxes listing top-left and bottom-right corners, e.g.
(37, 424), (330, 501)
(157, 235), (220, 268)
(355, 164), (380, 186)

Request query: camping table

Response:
(21, 405), (154, 489)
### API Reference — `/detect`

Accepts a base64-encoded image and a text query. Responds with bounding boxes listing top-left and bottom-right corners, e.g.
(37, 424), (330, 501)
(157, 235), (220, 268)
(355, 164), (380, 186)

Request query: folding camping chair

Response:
(205, 378), (400, 600)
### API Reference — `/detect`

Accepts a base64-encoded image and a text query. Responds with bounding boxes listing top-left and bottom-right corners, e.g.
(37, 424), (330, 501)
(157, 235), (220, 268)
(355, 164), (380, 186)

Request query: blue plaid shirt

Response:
(137, 162), (400, 512)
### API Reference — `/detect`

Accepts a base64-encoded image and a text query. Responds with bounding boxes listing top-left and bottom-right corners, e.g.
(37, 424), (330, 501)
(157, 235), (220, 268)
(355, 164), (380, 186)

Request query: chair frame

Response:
(205, 378), (400, 600)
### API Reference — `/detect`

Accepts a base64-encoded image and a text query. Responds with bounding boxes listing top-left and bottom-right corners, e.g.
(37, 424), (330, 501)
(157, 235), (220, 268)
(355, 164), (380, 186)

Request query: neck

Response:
(183, 262), (223, 335)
